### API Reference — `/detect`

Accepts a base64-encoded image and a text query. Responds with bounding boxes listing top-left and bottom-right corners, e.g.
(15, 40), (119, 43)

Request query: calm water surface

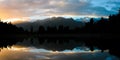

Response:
(0, 38), (119, 60)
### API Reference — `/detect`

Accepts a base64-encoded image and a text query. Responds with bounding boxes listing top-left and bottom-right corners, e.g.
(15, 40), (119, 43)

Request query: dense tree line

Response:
(0, 21), (26, 35)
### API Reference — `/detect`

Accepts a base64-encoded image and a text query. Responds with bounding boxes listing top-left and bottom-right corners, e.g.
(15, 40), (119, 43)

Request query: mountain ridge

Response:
(15, 17), (85, 31)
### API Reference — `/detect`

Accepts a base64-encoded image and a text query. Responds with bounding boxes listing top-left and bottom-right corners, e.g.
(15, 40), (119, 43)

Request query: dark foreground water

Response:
(0, 37), (119, 60)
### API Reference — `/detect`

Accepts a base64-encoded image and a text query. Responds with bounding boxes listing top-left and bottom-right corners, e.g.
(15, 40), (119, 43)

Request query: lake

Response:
(0, 37), (119, 60)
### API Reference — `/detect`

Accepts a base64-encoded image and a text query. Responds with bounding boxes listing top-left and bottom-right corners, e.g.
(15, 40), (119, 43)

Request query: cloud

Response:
(0, 0), (120, 22)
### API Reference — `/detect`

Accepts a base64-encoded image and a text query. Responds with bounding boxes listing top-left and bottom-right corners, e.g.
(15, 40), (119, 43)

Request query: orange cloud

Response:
(0, 9), (26, 19)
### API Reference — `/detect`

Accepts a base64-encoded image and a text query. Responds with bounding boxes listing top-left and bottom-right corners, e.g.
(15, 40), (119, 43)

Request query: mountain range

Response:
(15, 17), (85, 31)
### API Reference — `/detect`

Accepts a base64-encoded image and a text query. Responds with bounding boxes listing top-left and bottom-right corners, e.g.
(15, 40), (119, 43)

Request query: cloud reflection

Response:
(0, 46), (119, 60)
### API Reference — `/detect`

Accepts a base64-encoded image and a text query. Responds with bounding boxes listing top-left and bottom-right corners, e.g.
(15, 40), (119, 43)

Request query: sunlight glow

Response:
(2, 17), (29, 24)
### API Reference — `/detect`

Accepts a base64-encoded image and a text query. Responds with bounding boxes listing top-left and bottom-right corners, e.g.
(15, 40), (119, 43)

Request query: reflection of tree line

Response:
(0, 10), (120, 57)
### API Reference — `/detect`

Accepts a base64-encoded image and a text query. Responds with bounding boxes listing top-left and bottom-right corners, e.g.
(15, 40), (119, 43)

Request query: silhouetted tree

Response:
(30, 26), (33, 34)
(90, 18), (94, 24)
(38, 26), (45, 34)
(58, 25), (64, 33)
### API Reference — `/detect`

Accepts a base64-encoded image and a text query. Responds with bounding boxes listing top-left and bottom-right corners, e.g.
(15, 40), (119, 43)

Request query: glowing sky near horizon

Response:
(0, 0), (120, 24)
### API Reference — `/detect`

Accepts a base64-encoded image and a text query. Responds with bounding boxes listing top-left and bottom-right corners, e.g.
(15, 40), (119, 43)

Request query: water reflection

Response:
(15, 38), (85, 51)
(0, 46), (119, 60)
(0, 38), (120, 60)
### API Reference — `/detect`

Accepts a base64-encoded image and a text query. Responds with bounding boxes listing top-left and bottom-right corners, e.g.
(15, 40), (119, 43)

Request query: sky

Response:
(0, 0), (120, 24)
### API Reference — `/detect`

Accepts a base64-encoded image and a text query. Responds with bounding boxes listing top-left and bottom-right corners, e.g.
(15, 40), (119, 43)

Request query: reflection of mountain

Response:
(16, 17), (85, 31)
(16, 38), (84, 51)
